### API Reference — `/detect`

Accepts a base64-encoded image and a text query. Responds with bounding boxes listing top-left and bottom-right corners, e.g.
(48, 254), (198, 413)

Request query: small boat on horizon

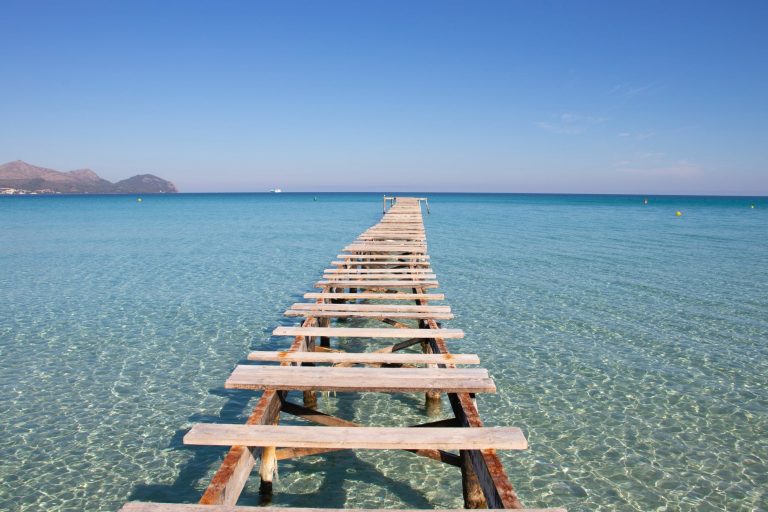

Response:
(270, 188), (283, 193)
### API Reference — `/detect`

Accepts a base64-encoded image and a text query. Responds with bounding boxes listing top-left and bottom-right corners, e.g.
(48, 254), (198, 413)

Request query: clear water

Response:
(1, 193), (766, 512)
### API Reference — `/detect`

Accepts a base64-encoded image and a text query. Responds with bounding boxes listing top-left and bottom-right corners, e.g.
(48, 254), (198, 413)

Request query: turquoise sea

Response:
(1, 193), (766, 512)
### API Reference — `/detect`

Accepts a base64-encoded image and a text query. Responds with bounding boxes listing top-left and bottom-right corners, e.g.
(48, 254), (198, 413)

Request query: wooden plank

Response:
(338, 254), (429, 260)
(331, 261), (432, 267)
(272, 326), (463, 338)
(363, 231), (425, 234)
(246, 351), (480, 364)
(225, 365), (495, 393)
(315, 280), (439, 288)
(324, 268), (434, 273)
(344, 246), (428, 253)
(358, 236), (427, 241)
(121, 505), (568, 512)
(324, 271), (437, 277)
(290, 303), (450, 312)
(184, 425), (527, 450)
(304, 292), (444, 300)
(360, 230), (426, 234)
(323, 274), (438, 280)
(284, 310), (454, 319)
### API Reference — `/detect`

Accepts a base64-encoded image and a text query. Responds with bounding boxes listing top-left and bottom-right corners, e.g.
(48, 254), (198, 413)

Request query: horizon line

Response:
(3, 191), (766, 198)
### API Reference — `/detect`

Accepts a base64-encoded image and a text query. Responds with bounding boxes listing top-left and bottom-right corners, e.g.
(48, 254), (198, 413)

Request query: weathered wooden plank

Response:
(358, 236), (427, 241)
(304, 292), (444, 300)
(284, 309), (454, 319)
(344, 246), (428, 253)
(290, 303), (450, 312)
(315, 280), (440, 288)
(225, 365), (495, 393)
(363, 229), (425, 233)
(272, 326), (463, 339)
(337, 254), (429, 259)
(185, 425), (527, 450)
(323, 273), (438, 279)
(324, 268), (434, 273)
(246, 351), (480, 365)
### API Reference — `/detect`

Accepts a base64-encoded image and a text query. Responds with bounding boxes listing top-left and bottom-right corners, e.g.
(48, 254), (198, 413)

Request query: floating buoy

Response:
(137, 198), (142, 203)
(675, 211), (682, 217)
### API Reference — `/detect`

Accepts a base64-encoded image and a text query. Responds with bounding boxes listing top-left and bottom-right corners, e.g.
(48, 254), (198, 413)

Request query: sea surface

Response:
(0, 193), (766, 512)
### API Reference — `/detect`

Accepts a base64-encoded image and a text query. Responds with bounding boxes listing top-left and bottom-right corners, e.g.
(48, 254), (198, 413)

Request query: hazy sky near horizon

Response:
(1, 1), (767, 194)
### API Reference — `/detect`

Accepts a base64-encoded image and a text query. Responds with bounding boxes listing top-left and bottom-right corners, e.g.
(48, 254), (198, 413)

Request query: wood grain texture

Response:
(314, 280), (440, 288)
(225, 365), (495, 393)
(303, 292), (444, 300)
(246, 351), (479, 364)
(184, 425), (527, 450)
(289, 303), (450, 312)
(284, 309), (453, 319)
(272, 326), (463, 338)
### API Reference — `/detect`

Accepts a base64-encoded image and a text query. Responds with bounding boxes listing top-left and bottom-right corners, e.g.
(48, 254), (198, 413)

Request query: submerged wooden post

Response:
(303, 336), (318, 408)
(258, 445), (277, 501)
(420, 320), (441, 416)
(319, 317), (331, 348)
(461, 449), (487, 508)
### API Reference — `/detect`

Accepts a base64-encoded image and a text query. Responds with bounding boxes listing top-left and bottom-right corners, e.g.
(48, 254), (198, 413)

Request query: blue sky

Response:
(1, 1), (766, 193)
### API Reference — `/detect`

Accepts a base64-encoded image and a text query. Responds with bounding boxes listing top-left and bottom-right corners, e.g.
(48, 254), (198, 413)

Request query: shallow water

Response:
(1, 193), (766, 511)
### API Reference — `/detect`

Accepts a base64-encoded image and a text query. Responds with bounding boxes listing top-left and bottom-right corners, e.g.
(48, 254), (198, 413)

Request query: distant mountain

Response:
(0, 161), (178, 194)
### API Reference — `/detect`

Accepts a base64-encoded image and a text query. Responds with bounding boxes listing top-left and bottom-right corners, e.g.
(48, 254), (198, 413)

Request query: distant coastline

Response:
(0, 160), (177, 195)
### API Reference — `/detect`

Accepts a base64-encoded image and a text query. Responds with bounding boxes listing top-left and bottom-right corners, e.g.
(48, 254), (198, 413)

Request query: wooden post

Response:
(421, 320), (441, 416)
(258, 445), (277, 501)
(461, 449), (487, 508)
(319, 317), (330, 348)
(303, 335), (318, 408)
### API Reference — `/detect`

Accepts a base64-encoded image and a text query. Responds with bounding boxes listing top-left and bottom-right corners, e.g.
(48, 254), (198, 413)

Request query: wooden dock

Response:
(121, 197), (565, 512)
